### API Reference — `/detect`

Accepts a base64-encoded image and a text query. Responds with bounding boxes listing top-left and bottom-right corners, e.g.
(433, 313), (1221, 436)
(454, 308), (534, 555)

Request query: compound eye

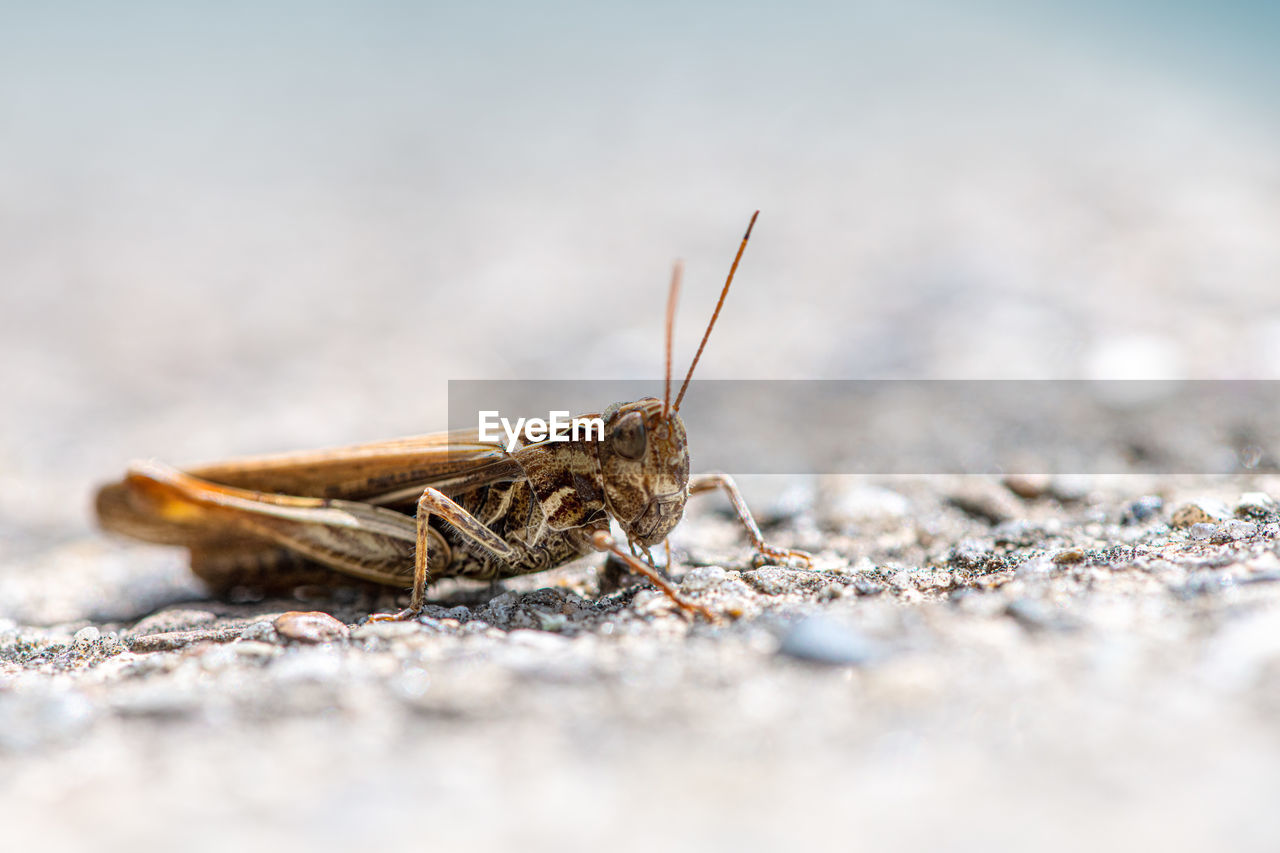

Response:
(611, 411), (647, 460)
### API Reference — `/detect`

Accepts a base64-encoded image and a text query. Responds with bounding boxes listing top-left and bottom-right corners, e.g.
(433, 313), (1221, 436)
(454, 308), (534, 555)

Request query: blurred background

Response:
(3, 0), (1280, 547)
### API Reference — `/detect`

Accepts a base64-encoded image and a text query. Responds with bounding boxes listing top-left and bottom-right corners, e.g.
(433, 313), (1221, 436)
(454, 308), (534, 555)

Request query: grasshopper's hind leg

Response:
(119, 463), (526, 620)
(190, 542), (385, 598)
(116, 461), (447, 604)
(688, 472), (812, 568)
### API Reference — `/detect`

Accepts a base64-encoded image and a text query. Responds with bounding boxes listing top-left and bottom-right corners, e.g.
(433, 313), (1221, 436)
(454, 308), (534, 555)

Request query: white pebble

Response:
(73, 626), (100, 647)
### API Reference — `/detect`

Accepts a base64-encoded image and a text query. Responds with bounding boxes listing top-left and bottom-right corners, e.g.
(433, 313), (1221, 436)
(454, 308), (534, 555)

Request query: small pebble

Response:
(1188, 523), (1216, 540)
(1171, 501), (1230, 528)
(1052, 548), (1086, 565)
(1211, 520), (1258, 544)
(853, 579), (884, 596)
(273, 611), (350, 644)
(1124, 495), (1164, 523)
(948, 539), (1003, 572)
(778, 615), (877, 666)
(1047, 476), (1092, 503)
(239, 621), (279, 643)
(1003, 474), (1051, 499)
(681, 566), (728, 591)
(947, 483), (1020, 524)
(1234, 492), (1277, 520)
(73, 626), (100, 647)
(483, 592), (520, 626)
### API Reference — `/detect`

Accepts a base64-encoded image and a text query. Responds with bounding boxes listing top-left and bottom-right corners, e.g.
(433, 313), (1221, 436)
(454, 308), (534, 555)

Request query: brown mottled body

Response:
(94, 213), (810, 619)
(96, 428), (612, 588)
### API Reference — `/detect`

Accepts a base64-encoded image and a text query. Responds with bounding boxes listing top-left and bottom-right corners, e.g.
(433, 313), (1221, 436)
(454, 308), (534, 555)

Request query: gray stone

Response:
(680, 566), (728, 591)
(1211, 520), (1258, 543)
(1188, 523), (1217, 540)
(239, 621), (279, 644)
(1124, 495), (1164, 523)
(777, 615), (877, 666)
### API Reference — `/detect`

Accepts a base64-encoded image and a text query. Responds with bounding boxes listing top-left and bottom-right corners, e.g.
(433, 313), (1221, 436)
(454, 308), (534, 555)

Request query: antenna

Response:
(672, 210), (758, 413)
(663, 261), (683, 417)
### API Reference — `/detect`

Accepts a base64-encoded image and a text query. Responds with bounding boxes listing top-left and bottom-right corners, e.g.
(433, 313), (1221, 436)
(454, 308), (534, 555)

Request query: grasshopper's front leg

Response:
(688, 472), (812, 568)
(590, 531), (715, 621)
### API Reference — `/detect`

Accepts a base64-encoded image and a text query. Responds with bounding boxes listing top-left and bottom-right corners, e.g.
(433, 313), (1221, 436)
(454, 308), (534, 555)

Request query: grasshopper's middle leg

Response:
(401, 488), (519, 614)
(688, 472), (812, 568)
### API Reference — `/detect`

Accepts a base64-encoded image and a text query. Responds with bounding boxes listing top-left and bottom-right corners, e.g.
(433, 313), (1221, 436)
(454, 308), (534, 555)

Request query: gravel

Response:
(4, 477), (1280, 851)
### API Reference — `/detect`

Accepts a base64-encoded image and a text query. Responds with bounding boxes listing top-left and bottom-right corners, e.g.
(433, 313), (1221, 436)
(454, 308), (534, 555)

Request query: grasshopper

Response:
(95, 212), (810, 620)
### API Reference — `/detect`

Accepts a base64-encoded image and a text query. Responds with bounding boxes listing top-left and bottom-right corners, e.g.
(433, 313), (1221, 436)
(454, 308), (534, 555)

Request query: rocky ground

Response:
(4, 473), (1280, 852)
